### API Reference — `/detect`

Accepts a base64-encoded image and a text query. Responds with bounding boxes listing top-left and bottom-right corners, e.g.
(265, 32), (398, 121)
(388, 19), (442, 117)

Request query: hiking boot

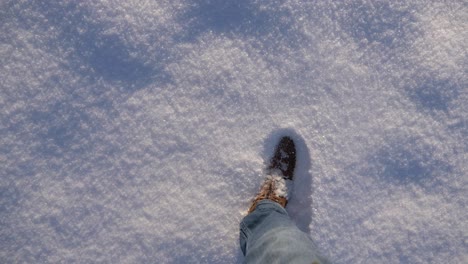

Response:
(267, 136), (296, 180)
(248, 136), (296, 213)
(248, 175), (289, 213)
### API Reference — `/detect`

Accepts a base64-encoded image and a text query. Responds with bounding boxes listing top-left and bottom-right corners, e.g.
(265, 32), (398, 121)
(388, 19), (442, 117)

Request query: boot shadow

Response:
(262, 128), (313, 234)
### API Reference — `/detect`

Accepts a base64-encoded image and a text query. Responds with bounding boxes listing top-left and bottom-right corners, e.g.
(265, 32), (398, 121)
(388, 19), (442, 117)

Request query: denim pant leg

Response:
(240, 200), (322, 264)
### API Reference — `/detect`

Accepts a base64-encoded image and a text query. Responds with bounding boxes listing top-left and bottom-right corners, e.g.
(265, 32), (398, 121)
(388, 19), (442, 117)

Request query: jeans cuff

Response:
(254, 199), (288, 214)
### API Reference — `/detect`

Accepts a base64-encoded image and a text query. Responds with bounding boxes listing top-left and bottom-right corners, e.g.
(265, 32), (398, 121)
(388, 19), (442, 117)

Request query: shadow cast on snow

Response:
(406, 76), (461, 114)
(360, 135), (453, 190)
(31, 1), (172, 93)
(337, 1), (420, 50)
(263, 128), (313, 234)
(176, 0), (305, 51)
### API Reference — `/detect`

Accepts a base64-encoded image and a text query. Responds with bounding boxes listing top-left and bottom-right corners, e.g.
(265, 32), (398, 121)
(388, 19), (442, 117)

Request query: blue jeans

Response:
(240, 200), (324, 264)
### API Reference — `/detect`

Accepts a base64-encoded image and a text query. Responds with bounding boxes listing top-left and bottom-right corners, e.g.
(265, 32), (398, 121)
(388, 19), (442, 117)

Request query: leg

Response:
(240, 200), (323, 264)
(240, 136), (326, 263)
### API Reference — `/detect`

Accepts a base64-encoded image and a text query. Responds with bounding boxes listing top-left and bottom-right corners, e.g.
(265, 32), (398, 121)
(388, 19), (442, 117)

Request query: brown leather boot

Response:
(248, 136), (296, 213)
(267, 136), (296, 180)
(248, 175), (289, 213)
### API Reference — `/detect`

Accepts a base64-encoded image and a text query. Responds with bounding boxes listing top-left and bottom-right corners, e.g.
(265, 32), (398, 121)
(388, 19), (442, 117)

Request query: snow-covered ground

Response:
(1, 0), (466, 263)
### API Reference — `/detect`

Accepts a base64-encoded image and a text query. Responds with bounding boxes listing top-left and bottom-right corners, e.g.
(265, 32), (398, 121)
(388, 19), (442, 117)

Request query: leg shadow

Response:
(262, 128), (313, 234)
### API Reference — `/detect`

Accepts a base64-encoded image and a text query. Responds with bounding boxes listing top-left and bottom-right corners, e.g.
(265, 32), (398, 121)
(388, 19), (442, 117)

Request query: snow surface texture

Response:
(1, 0), (466, 263)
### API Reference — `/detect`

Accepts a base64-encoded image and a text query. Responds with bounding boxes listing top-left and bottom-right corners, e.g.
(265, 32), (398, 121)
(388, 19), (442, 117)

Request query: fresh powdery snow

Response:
(1, 0), (466, 263)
